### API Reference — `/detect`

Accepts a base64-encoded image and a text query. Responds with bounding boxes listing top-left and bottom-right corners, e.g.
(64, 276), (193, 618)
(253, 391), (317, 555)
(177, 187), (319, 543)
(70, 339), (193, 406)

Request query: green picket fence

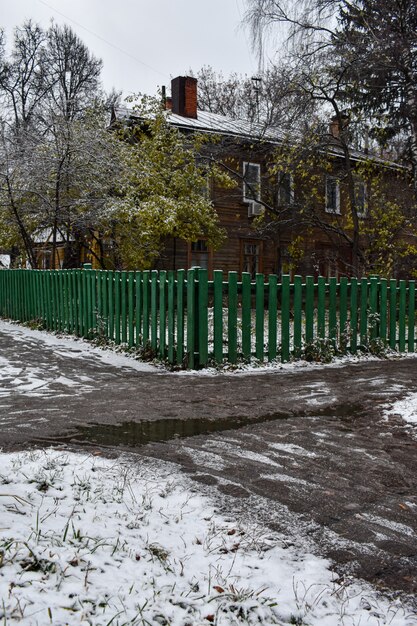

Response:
(0, 268), (416, 368)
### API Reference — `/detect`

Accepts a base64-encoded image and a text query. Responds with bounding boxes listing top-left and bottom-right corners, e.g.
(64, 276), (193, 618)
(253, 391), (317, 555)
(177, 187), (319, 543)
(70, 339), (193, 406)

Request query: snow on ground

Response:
(0, 320), (158, 401)
(385, 391), (417, 429)
(0, 450), (415, 626)
(2, 319), (414, 381)
(0, 320), (157, 375)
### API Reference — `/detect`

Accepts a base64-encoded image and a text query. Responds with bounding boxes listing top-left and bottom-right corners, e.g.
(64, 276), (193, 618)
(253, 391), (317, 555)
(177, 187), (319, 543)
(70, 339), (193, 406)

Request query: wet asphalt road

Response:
(1, 321), (416, 604)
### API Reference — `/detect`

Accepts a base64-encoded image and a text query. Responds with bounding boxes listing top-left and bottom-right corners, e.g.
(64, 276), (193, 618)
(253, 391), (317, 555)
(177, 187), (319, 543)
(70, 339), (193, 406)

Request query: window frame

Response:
(277, 171), (294, 206)
(325, 176), (341, 214)
(240, 239), (263, 278)
(187, 238), (213, 275)
(354, 179), (368, 218)
(242, 162), (261, 204)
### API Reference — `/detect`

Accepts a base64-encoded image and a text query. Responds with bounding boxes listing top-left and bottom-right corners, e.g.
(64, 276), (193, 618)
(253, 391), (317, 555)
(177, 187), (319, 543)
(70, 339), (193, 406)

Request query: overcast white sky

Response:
(3, 0), (262, 99)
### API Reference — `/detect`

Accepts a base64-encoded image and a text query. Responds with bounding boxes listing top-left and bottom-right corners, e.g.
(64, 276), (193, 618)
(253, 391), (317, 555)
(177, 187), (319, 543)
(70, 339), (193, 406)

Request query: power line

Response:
(36, 0), (170, 81)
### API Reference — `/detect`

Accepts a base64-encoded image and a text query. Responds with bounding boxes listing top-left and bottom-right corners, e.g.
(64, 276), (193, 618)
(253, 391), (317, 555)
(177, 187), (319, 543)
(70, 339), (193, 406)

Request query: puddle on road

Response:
(42, 413), (290, 447)
(39, 403), (362, 449)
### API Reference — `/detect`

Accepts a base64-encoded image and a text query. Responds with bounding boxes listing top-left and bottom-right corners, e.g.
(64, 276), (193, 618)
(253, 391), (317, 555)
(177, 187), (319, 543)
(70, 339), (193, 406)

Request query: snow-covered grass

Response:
(0, 450), (415, 626)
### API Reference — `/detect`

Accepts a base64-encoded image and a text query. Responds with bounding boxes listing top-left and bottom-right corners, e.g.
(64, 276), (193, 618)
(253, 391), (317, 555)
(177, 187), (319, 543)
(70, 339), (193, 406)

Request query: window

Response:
(277, 172), (294, 205)
(354, 180), (367, 218)
(189, 239), (210, 270)
(241, 240), (262, 279)
(243, 162), (261, 203)
(195, 156), (211, 200)
(325, 176), (341, 214)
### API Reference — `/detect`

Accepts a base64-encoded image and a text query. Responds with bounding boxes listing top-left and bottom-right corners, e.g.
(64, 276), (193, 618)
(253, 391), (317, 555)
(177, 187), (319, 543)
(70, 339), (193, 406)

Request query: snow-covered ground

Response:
(1, 319), (410, 385)
(385, 392), (417, 432)
(0, 449), (415, 626)
(1, 319), (417, 624)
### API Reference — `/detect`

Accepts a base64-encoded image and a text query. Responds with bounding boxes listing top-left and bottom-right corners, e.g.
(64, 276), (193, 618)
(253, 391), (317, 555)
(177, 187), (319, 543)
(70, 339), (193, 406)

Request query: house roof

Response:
(112, 105), (404, 169)
(113, 105), (286, 142)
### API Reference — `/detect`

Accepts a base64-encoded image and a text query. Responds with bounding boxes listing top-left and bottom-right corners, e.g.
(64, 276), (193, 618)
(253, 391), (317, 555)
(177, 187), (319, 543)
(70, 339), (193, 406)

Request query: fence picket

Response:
(186, 268), (196, 369)
(151, 271), (158, 353)
(198, 268), (209, 367)
(293, 275), (302, 357)
(317, 276), (326, 339)
(159, 270), (167, 358)
(389, 279), (397, 350)
(176, 270), (185, 365)
(339, 277), (348, 350)
(268, 274), (277, 361)
(408, 280), (415, 353)
(350, 278), (358, 354)
(305, 276), (314, 345)
(213, 270), (224, 363)
(167, 271), (175, 364)
(255, 273), (264, 361)
(128, 271), (135, 348)
(281, 274), (290, 362)
(135, 271), (142, 347)
(142, 271), (150, 347)
(228, 271), (238, 364)
(379, 278), (387, 344)
(399, 280), (406, 352)
(329, 277), (337, 344)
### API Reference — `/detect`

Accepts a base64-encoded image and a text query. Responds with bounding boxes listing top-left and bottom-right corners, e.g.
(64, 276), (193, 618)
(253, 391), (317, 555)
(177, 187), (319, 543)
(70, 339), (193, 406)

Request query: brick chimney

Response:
(329, 113), (350, 139)
(171, 76), (197, 119)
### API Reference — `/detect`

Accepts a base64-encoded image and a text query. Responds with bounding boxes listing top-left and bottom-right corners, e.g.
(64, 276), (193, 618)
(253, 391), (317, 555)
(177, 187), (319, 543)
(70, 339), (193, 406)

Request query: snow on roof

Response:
(0, 254), (10, 268)
(114, 105), (286, 143)
(32, 228), (74, 244)
(113, 105), (403, 169)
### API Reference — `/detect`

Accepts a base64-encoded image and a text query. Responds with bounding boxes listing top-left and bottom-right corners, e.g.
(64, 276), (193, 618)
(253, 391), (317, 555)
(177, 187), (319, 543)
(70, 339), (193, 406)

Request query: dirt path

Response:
(1, 321), (416, 602)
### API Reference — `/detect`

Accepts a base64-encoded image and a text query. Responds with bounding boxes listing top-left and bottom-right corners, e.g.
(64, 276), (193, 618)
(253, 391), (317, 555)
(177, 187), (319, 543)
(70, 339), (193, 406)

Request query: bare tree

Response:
(0, 22), (116, 267)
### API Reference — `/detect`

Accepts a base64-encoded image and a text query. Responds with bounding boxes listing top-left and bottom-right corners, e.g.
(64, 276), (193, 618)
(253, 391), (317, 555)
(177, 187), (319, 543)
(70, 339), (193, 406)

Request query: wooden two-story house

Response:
(113, 76), (414, 279)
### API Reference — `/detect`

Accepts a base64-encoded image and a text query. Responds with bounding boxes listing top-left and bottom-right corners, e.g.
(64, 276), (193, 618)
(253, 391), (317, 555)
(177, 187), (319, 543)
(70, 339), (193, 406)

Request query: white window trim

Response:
(325, 176), (341, 214)
(277, 171), (295, 205)
(243, 162), (261, 203)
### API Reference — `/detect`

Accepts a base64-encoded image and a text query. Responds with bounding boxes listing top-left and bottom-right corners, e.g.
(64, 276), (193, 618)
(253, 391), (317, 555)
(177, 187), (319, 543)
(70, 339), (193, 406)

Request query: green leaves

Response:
(113, 96), (228, 269)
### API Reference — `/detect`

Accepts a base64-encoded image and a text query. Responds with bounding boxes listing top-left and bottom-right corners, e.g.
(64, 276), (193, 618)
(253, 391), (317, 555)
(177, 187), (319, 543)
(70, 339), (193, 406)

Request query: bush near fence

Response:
(0, 267), (415, 369)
